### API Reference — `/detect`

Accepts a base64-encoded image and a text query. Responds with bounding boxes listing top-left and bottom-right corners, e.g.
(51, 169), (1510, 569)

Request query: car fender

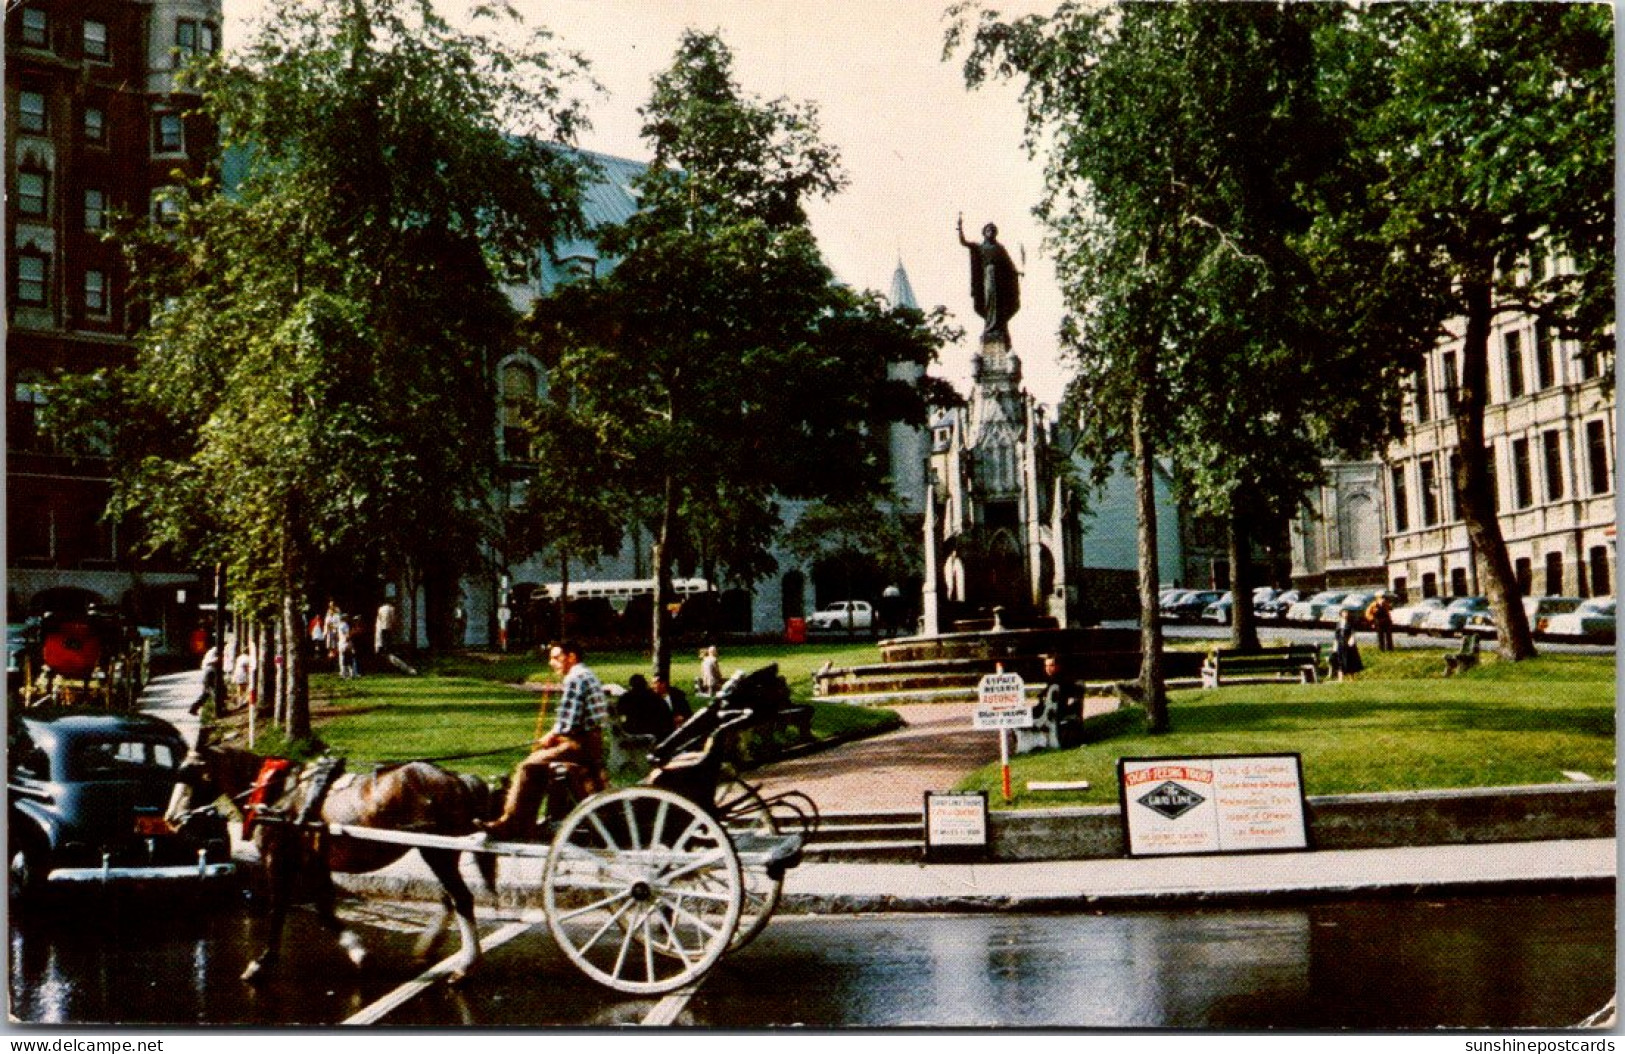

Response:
(9, 800), (58, 853)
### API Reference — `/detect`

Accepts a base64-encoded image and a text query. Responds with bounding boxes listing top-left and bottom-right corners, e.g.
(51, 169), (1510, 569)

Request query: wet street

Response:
(9, 890), (1613, 1028)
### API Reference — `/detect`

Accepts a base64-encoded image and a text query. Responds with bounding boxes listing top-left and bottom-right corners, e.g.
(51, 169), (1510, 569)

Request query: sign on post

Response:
(975, 671), (1028, 801)
(923, 791), (989, 862)
(1118, 754), (1310, 857)
(974, 672), (1031, 729)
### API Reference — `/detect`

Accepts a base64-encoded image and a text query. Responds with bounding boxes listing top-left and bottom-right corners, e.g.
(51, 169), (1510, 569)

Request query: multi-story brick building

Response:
(7, 0), (221, 636)
(1293, 282), (1616, 603)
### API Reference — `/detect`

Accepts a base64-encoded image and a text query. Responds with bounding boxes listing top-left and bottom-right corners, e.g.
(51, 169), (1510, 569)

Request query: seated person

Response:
(479, 640), (608, 840)
(1041, 653), (1087, 748)
(651, 674), (691, 732)
(617, 674), (669, 739)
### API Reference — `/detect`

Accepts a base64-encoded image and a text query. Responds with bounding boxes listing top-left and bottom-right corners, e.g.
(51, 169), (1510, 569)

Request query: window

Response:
(1535, 321), (1556, 389)
(1485, 444), (1500, 514)
(1588, 546), (1610, 597)
(153, 112), (184, 155)
(10, 373), (50, 452)
(1545, 552), (1565, 596)
(1441, 352), (1459, 412)
(1586, 421), (1610, 495)
(1421, 572), (1438, 599)
(84, 188), (106, 230)
(1419, 459), (1440, 528)
(17, 254), (48, 305)
(83, 19), (108, 60)
(83, 270), (107, 314)
(17, 171), (48, 216)
(21, 8), (47, 47)
(19, 90), (46, 133)
(1412, 365), (1430, 423)
(1450, 568), (1469, 597)
(1511, 437), (1532, 509)
(1392, 577), (1408, 602)
(175, 19), (198, 54)
(151, 189), (181, 225)
(1543, 430), (1565, 502)
(1514, 558), (1532, 597)
(1577, 345), (1601, 382)
(1502, 331), (1525, 401)
(200, 22), (218, 53)
(83, 106), (104, 142)
(1390, 465), (1410, 532)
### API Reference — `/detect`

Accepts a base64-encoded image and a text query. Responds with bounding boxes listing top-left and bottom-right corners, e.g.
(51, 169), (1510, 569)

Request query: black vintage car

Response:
(8, 710), (234, 901)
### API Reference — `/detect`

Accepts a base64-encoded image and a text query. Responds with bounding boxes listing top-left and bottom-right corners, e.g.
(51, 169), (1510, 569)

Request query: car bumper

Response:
(47, 858), (236, 884)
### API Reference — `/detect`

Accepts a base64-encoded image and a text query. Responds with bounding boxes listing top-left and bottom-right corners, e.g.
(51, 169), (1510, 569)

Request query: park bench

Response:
(1444, 631), (1482, 675)
(1200, 645), (1326, 688)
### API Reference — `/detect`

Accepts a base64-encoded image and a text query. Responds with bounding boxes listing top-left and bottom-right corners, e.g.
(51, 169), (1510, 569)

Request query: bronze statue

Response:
(957, 215), (1021, 345)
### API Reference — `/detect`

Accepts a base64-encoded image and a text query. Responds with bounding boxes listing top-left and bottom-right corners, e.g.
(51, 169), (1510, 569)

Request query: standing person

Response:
(232, 647), (254, 712)
(309, 611), (326, 659)
(323, 601), (342, 662)
(698, 645), (723, 696)
(479, 641), (609, 840)
(189, 647), (224, 715)
(375, 599), (399, 658)
(1367, 594), (1396, 652)
(335, 615), (358, 679)
(1331, 609), (1363, 681)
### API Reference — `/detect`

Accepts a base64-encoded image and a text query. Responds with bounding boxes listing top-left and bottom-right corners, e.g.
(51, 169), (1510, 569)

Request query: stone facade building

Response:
(1294, 294), (1615, 601)
(7, 0), (221, 635)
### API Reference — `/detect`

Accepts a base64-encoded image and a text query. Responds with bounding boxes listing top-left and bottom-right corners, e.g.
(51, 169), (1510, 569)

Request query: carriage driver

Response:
(479, 640), (610, 840)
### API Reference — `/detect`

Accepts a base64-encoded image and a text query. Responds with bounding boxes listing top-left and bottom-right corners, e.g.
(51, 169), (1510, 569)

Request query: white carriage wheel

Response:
(543, 786), (742, 995)
(713, 778), (785, 952)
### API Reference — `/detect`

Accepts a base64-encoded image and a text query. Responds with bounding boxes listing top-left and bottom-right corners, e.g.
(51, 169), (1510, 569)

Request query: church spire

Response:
(890, 259), (919, 310)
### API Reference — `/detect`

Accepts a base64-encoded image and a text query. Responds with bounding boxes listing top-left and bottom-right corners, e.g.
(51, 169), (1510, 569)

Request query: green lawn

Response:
(957, 650), (1616, 806)
(293, 640), (897, 779)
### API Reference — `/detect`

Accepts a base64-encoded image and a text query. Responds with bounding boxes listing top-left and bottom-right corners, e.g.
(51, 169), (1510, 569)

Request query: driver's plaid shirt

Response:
(552, 662), (609, 738)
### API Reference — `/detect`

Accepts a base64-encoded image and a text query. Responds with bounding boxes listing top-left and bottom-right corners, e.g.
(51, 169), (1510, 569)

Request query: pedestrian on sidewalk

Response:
(232, 647), (255, 711)
(189, 647), (224, 715)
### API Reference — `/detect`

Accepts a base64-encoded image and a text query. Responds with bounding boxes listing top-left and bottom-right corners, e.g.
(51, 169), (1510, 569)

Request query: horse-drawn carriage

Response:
(10, 610), (148, 711)
(206, 664), (817, 996)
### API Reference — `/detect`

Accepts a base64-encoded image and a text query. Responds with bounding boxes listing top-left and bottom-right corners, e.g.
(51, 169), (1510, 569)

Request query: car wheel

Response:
(9, 832), (46, 905)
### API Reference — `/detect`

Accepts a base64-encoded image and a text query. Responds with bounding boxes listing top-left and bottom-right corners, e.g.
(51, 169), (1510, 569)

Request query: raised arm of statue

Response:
(956, 213), (973, 249)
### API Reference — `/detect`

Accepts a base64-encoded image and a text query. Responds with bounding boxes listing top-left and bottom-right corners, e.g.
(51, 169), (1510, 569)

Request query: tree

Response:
(1308, 4), (1614, 660)
(529, 30), (952, 680)
(952, 3), (1415, 729)
(58, 0), (589, 735)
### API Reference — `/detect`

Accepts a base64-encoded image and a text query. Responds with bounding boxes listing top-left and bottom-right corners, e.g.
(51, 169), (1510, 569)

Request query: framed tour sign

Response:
(923, 790), (989, 862)
(1118, 753), (1310, 858)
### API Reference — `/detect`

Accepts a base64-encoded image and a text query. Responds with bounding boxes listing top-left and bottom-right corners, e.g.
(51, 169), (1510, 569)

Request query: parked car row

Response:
(1460, 595), (1614, 643)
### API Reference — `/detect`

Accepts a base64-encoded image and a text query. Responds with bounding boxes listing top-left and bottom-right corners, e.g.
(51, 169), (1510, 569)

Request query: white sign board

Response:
(974, 672), (1031, 729)
(923, 791), (988, 861)
(1120, 754), (1308, 857)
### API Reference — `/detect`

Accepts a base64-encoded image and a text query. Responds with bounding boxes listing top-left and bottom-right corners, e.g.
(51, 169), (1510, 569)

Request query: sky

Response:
(222, 0), (1072, 407)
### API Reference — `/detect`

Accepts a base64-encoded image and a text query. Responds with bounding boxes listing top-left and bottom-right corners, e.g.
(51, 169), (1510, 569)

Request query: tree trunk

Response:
(255, 619), (275, 719)
(558, 550), (570, 641)
(1454, 271), (1537, 660)
(1132, 387), (1170, 732)
(1228, 507), (1261, 652)
(211, 563), (229, 710)
(651, 474), (678, 682)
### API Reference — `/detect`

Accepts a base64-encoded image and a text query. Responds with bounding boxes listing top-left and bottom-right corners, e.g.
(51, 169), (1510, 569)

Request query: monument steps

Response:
(802, 810), (926, 861)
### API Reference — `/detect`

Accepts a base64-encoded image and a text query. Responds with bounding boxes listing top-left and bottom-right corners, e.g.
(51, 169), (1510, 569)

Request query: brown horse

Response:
(194, 743), (500, 984)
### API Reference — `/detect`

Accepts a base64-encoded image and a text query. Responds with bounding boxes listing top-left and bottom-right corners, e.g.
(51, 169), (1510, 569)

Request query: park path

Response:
(748, 701), (999, 812)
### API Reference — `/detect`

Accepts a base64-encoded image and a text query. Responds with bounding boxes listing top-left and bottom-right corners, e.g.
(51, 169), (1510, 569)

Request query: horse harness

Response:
(242, 756), (349, 838)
